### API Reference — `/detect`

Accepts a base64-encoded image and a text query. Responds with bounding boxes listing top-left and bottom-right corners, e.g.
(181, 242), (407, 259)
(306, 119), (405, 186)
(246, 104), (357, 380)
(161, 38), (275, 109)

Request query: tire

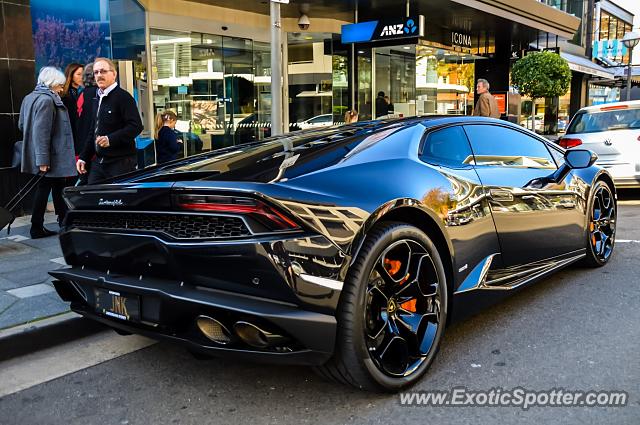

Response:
(582, 181), (616, 267)
(315, 222), (448, 392)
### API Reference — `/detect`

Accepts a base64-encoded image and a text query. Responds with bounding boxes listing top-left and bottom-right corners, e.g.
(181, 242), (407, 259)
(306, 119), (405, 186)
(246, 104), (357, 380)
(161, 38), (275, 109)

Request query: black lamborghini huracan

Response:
(51, 116), (616, 391)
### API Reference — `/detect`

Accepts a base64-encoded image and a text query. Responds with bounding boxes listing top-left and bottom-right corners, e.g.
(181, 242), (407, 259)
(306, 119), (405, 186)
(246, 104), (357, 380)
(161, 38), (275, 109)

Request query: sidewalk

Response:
(0, 211), (69, 331)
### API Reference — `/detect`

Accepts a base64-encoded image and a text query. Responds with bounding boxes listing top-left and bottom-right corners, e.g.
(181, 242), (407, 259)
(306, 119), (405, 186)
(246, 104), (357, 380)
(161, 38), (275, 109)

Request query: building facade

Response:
(0, 0), (582, 206)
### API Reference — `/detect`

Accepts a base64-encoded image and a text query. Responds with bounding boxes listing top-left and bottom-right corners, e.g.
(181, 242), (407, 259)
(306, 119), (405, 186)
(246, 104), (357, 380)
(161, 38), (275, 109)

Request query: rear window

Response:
(567, 108), (640, 134)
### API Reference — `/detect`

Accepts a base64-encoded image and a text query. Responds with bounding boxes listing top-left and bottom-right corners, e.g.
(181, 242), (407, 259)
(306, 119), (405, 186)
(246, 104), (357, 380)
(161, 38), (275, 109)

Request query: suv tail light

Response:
(559, 138), (583, 149)
(176, 194), (299, 231)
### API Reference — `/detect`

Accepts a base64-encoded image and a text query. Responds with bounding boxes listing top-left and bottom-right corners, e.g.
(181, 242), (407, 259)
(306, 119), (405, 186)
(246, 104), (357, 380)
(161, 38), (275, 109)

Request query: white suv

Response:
(559, 101), (640, 188)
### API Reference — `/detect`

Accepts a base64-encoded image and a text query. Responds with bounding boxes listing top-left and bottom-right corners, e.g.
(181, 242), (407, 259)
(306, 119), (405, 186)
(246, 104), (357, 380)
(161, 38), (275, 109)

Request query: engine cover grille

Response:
(68, 212), (251, 240)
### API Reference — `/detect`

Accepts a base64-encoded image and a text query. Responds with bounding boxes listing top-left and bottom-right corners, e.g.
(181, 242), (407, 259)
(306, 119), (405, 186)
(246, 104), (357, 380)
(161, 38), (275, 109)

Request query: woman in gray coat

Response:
(18, 66), (76, 238)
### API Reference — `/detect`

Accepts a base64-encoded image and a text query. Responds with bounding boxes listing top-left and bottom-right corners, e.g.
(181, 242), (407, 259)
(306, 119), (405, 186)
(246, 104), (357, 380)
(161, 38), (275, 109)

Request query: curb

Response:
(0, 312), (107, 362)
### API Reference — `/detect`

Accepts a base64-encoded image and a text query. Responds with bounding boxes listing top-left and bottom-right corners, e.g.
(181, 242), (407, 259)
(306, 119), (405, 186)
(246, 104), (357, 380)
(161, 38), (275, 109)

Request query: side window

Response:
(463, 125), (556, 169)
(420, 126), (474, 167)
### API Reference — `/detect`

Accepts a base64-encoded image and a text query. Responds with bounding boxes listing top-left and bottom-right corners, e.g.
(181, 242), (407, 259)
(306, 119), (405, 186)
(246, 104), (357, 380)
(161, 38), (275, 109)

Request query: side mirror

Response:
(565, 149), (598, 169)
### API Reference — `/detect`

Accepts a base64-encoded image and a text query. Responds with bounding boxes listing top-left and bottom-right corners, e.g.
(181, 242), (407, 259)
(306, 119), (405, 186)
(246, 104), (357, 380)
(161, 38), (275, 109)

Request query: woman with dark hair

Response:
(74, 62), (97, 185)
(61, 63), (84, 153)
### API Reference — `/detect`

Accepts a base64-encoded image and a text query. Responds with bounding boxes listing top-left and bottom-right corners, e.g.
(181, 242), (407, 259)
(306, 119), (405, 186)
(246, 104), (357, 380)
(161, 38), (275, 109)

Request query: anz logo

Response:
(380, 19), (418, 37)
(380, 24), (404, 37)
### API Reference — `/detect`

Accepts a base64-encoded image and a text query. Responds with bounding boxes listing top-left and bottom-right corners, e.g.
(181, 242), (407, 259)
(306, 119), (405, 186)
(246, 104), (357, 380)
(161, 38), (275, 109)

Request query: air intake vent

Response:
(68, 212), (251, 240)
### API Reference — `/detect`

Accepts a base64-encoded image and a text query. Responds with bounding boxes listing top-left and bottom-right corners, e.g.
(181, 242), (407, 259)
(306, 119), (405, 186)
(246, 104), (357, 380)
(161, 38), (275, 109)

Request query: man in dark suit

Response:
(76, 57), (143, 184)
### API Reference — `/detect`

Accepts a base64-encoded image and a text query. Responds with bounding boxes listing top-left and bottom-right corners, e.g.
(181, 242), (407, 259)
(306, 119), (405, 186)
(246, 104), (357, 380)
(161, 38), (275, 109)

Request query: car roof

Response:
(576, 100), (640, 114)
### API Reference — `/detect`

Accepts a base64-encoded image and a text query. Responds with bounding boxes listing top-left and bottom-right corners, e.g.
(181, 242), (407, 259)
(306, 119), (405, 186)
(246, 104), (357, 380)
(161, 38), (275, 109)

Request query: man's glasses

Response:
(93, 69), (113, 76)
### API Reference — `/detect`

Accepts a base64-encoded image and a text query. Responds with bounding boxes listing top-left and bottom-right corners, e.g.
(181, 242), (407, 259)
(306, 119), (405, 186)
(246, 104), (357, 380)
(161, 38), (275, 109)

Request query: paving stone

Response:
(0, 241), (35, 258)
(0, 264), (58, 288)
(7, 283), (56, 299)
(0, 293), (69, 330)
(0, 291), (18, 313)
(0, 276), (24, 291)
(0, 250), (60, 274)
(20, 235), (62, 250)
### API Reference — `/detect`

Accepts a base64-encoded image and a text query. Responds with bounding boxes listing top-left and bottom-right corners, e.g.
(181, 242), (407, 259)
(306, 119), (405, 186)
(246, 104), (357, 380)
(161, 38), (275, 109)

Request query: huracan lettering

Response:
(98, 198), (124, 207)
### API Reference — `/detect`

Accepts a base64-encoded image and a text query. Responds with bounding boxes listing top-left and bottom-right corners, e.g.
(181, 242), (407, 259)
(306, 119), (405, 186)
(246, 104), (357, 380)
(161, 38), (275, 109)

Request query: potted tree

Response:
(511, 51), (571, 134)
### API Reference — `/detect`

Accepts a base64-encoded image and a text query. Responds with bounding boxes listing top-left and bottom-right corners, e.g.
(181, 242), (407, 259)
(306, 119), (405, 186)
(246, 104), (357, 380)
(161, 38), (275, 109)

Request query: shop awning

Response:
(560, 52), (614, 80)
(612, 66), (640, 84)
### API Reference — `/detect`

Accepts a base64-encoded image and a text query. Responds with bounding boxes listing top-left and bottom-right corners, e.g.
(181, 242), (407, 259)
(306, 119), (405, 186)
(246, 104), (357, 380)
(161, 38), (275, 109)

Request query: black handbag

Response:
(11, 140), (23, 169)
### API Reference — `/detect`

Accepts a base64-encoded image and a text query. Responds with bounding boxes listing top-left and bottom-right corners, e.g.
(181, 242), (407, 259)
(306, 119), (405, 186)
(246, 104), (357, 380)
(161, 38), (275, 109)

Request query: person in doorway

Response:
(18, 67), (76, 238)
(76, 57), (143, 184)
(61, 63), (84, 152)
(384, 95), (394, 114)
(375, 91), (389, 118)
(473, 78), (501, 118)
(344, 109), (359, 124)
(155, 110), (182, 163)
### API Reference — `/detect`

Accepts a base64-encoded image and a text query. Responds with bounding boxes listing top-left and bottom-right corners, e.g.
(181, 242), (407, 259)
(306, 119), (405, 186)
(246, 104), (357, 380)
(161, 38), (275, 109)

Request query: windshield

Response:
(567, 108), (640, 134)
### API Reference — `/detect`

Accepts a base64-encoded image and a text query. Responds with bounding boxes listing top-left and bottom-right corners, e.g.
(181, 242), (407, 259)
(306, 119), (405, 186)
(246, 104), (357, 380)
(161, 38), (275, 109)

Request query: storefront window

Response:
(287, 33), (334, 131)
(416, 45), (475, 116)
(332, 53), (350, 124)
(357, 49), (373, 121)
(589, 84), (620, 106)
(150, 29), (272, 158)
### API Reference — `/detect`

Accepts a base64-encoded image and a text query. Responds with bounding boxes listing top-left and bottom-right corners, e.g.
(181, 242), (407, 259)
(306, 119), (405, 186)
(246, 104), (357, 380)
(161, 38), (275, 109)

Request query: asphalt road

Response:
(1, 197), (639, 425)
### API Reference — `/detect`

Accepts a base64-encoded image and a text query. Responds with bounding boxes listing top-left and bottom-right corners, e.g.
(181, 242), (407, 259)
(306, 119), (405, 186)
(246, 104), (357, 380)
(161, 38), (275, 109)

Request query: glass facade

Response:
(356, 43), (477, 121)
(287, 33), (336, 130)
(593, 9), (632, 64)
(150, 30), (272, 155)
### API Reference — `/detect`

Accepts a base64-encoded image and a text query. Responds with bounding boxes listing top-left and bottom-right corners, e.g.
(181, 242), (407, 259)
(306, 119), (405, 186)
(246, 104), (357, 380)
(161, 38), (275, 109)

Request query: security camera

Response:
(298, 14), (310, 30)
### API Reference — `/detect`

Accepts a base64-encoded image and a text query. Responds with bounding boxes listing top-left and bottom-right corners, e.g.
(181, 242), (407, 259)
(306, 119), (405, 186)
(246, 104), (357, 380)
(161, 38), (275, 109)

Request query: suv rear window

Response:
(567, 108), (640, 134)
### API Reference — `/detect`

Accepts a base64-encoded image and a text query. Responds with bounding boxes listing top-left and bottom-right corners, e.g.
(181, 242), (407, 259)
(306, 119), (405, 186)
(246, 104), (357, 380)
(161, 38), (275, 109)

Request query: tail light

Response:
(600, 104), (628, 111)
(176, 194), (299, 231)
(559, 138), (583, 149)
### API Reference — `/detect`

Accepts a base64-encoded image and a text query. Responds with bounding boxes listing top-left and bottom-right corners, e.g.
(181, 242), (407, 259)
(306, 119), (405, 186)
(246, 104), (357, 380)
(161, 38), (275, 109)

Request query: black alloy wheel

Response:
(316, 222), (448, 392)
(364, 239), (442, 377)
(584, 181), (616, 267)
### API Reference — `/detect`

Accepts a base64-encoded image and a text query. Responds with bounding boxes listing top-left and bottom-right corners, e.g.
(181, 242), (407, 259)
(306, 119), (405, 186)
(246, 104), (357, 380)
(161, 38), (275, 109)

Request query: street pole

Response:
(622, 32), (639, 102)
(626, 49), (633, 102)
(270, 0), (284, 136)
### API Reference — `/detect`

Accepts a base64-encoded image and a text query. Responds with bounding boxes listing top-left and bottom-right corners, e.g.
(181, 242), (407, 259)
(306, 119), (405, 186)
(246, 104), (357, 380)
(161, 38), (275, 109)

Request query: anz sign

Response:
(342, 16), (424, 44)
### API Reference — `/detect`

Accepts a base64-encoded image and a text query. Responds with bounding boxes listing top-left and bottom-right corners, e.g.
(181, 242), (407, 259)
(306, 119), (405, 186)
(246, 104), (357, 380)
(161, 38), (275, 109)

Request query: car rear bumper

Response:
(596, 163), (640, 188)
(611, 176), (640, 188)
(50, 267), (336, 365)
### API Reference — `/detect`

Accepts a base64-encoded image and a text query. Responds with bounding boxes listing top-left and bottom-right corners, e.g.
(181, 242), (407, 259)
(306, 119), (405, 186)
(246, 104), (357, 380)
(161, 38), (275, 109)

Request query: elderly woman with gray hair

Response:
(18, 66), (76, 238)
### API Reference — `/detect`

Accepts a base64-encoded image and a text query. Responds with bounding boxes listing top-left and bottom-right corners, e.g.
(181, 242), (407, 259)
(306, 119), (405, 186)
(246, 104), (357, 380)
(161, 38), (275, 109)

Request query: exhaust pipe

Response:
(196, 316), (232, 345)
(233, 321), (288, 348)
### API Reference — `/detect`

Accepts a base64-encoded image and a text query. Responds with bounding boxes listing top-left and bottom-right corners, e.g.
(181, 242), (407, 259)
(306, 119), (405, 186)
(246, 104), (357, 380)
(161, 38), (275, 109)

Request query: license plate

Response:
(94, 288), (140, 321)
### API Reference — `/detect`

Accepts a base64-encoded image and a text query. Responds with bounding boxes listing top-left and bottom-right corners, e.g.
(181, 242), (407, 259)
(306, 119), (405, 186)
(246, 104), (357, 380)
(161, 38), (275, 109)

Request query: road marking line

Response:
(6, 283), (56, 299)
(616, 240), (640, 243)
(0, 331), (156, 398)
(49, 257), (67, 265)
